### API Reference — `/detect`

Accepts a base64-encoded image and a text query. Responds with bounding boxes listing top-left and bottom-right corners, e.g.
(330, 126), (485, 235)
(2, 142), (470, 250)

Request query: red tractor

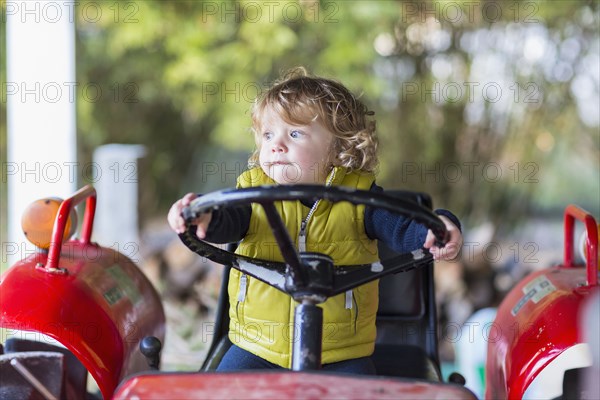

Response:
(1, 185), (597, 399)
(485, 205), (599, 399)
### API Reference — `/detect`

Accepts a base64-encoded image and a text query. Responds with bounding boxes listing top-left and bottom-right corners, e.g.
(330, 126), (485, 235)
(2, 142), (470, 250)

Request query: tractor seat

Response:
(371, 242), (442, 381)
(371, 262), (441, 380)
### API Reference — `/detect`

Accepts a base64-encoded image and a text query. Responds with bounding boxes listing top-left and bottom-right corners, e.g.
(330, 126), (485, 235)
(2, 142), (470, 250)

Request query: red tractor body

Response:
(485, 205), (598, 398)
(0, 186), (165, 399)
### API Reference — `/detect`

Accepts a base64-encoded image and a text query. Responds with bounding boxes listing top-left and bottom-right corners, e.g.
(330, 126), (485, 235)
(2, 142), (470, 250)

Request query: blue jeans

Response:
(216, 344), (376, 375)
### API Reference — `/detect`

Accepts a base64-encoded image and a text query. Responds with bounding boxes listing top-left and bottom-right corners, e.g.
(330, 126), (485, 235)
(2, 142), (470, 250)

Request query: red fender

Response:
(1, 186), (165, 399)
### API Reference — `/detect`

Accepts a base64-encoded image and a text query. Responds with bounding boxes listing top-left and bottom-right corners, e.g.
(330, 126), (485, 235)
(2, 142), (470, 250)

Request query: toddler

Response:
(168, 67), (463, 374)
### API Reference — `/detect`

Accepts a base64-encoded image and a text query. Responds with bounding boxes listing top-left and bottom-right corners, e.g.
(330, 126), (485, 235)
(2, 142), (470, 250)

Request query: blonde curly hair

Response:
(248, 67), (378, 173)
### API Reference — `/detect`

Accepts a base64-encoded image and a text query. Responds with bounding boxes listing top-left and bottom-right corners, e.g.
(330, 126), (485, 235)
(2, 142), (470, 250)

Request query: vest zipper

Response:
(298, 169), (336, 252)
(238, 273), (248, 302)
(345, 290), (353, 309)
(236, 273), (248, 324)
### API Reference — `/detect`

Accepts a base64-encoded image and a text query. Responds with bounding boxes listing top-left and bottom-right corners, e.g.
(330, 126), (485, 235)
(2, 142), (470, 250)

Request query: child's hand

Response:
(423, 215), (463, 261)
(167, 192), (213, 239)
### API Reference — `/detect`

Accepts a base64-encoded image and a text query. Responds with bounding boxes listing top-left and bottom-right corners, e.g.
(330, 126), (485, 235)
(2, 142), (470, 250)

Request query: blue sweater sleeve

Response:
(364, 183), (461, 253)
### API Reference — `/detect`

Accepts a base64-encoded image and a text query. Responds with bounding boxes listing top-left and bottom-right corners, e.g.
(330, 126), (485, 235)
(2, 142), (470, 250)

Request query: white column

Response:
(93, 144), (146, 251)
(5, 1), (77, 266)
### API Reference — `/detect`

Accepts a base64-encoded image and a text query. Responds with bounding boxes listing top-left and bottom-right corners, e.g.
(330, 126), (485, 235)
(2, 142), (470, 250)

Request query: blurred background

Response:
(1, 0), (599, 394)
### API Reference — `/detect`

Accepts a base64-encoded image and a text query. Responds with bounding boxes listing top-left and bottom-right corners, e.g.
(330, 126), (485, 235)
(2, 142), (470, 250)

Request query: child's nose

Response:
(271, 138), (287, 153)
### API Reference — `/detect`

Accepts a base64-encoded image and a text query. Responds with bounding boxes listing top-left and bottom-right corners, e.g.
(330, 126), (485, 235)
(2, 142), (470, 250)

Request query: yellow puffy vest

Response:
(228, 166), (380, 368)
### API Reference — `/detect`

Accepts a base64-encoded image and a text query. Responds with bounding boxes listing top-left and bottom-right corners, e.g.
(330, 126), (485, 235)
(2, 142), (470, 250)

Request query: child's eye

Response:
(263, 132), (273, 141)
(290, 130), (302, 138)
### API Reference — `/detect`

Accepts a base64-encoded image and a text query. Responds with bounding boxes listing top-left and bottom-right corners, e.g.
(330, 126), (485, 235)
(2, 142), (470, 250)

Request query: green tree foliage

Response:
(70, 0), (600, 230)
(383, 0), (599, 232)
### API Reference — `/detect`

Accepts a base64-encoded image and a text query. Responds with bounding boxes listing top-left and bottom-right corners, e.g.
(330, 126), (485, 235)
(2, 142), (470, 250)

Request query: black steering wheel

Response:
(178, 184), (448, 303)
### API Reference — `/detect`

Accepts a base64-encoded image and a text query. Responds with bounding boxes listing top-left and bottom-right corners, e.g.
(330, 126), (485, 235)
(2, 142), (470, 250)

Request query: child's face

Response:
(258, 107), (334, 185)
